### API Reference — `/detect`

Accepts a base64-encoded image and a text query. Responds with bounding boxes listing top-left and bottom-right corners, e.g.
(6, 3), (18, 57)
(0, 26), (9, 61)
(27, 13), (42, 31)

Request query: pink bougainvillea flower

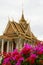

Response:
(37, 49), (43, 55)
(16, 61), (21, 65)
(16, 57), (24, 65)
(2, 57), (10, 65)
(14, 53), (24, 61)
(26, 54), (37, 64)
(20, 43), (32, 55)
(12, 49), (19, 57)
(2, 42), (43, 65)
(7, 61), (11, 65)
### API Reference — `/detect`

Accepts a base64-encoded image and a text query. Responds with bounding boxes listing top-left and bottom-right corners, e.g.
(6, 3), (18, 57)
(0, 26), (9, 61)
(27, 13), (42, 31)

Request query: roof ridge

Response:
(10, 22), (15, 32)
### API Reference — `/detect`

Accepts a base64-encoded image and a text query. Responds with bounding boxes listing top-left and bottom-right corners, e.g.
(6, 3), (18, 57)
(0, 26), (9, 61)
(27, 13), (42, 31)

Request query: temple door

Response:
(4, 41), (7, 52)
(13, 40), (16, 50)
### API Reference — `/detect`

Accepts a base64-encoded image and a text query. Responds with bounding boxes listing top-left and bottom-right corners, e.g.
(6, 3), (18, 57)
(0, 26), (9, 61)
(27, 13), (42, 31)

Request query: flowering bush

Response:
(0, 43), (43, 65)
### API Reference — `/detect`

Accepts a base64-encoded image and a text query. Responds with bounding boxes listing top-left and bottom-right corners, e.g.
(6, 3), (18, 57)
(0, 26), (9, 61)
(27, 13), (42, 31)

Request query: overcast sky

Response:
(0, 0), (43, 40)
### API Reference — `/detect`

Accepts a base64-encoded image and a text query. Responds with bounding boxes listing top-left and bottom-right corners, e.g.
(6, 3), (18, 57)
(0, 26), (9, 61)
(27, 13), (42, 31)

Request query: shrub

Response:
(1, 43), (43, 65)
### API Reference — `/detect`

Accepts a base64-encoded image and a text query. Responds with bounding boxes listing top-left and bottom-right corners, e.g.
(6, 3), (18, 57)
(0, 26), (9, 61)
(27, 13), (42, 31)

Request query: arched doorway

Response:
(4, 41), (7, 52)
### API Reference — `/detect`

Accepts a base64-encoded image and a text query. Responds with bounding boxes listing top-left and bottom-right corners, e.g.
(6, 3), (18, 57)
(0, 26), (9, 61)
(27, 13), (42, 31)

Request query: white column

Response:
(1, 39), (4, 54)
(16, 43), (18, 49)
(12, 43), (13, 52)
(16, 39), (18, 49)
(7, 41), (9, 53)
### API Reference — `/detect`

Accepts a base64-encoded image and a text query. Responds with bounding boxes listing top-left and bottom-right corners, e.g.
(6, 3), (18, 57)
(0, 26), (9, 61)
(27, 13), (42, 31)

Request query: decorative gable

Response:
(4, 21), (15, 35)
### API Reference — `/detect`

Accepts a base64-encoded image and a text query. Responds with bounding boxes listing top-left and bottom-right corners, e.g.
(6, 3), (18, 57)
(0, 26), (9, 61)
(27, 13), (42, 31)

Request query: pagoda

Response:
(0, 12), (37, 53)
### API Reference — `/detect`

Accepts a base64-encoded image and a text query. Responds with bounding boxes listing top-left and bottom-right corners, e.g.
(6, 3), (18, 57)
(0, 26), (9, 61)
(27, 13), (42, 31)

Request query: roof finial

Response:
(22, 0), (24, 19)
(22, 9), (24, 19)
(19, 0), (26, 22)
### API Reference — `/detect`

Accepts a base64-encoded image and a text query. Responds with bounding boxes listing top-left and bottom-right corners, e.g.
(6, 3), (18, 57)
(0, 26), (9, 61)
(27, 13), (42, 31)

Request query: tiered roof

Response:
(0, 13), (37, 42)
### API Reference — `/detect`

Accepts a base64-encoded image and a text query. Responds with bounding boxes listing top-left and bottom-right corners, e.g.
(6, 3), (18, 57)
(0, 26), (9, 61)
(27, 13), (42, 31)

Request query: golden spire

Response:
(20, 0), (25, 21)
(19, 0), (26, 23)
(21, 9), (25, 20)
(19, 9), (26, 23)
